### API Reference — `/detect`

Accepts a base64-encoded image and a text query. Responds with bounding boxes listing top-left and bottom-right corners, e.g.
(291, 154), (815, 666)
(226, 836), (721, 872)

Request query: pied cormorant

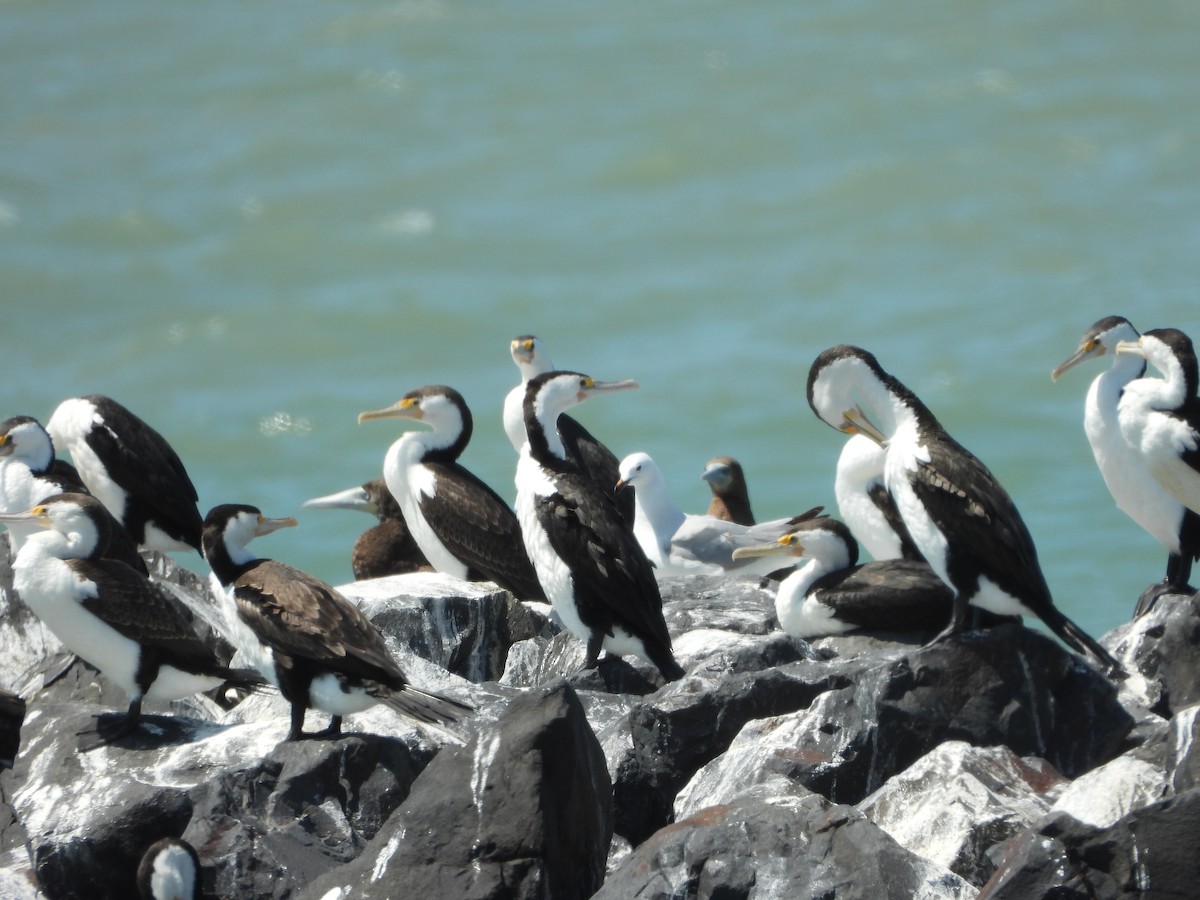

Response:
(202, 503), (473, 740)
(831, 432), (922, 563)
(1054, 317), (1200, 607)
(47, 395), (203, 555)
(1115, 328), (1200, 565)
(515, 372), (684, 680)
(358, 385), (545, 600)
(504, 335), (635, 521)
(807, 344), (1120, 673)
(732, 515), (955, 637)
(0, 415), (146, 573)
(0, 493), (264, 745)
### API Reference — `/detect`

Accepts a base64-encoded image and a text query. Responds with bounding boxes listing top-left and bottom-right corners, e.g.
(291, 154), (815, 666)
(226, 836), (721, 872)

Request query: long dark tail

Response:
(649, 645), (686, 683)
(379, 685), (475, 727)
(1041, 607), (1124, 677)
(220, 666), (273, 693)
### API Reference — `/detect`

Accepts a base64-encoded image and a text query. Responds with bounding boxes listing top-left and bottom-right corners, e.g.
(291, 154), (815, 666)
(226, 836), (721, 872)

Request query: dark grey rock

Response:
(1105, 590), (1200, 717)
(618, 624), (1130, 846)
(596, 777), (975, 900)
(302, 680), (612, 900)
(10, 700), (439, 900)
(980, 788), (1200, 899)
(348, 573), (552, 683)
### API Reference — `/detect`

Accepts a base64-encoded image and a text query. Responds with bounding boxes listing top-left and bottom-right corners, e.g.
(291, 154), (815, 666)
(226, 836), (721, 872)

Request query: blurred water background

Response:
(3, 0), (1199, 641)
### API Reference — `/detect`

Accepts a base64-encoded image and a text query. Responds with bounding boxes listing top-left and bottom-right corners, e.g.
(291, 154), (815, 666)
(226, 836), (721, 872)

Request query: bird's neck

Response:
(524, 401), (572, 468)
(633, 480), (686, 538)
(206, 534), (257, 586)
(775, 558), (829, 618)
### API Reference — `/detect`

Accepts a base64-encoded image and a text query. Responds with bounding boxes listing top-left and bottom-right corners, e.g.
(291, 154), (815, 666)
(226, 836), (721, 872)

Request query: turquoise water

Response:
(3, 0), (1199, 640)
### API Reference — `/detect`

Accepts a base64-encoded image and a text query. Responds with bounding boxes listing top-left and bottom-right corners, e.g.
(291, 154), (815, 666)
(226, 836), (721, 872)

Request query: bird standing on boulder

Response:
(1054, 317), (1200, 606)
(0, 493), (265, 746)
(47, 395), (204, 555)
(202, 503), (473, 741)
(515, 371), (684, 681)
(504, 335), (635, 521)
(807, 344), (1121, 673)
(1114, 328), (1200, 588)
(359, 385), (546, 600)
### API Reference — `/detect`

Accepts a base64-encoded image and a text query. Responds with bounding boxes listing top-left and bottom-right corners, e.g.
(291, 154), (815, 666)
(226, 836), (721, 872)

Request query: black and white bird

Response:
(1115, 328), (1200, 542)
(832, 433), (922, 562)
(504, 335), (635, 521)
(0, 493), (265, 744)
(700, 455), (756, 525)
(137, 837), (199, 900)
(302, 479), (432, 580)
(47, 395), (204, 555)
(731, 515), (955, 638)
(515, 371), (684, 680)
(0, 415), (146, 573)
(616, 451), (808, 578)
(807, 344), (1121, 672)
(358, 385), (546, 600)
(202, 503), (473, 741)
(1053, 317), (1200, 602)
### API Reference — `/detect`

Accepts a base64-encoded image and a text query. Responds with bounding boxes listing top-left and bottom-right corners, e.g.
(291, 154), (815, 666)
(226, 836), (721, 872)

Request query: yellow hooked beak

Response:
(731, 532), (803, 560)
(0, 504), (53, 529)
(840, 406), (887, 446)
(254, 514), (298, 538)
(358, 396), (422, 424)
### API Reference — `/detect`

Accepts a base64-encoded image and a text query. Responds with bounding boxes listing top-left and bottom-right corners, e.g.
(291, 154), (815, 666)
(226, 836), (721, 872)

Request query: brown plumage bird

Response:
(202, 503), (472, 741)
(701, 456), (756, 526)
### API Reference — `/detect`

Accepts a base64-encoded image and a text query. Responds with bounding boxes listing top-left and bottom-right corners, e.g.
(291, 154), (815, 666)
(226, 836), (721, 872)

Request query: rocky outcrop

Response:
(1, 539), (1198, 899)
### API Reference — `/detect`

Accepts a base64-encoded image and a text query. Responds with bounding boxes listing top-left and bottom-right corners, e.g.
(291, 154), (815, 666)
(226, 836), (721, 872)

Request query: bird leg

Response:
(77, 699), (143, 752)
(583, 633), (605, 670)
(925, 593), (970, 648)
(314, 716), (343, 739)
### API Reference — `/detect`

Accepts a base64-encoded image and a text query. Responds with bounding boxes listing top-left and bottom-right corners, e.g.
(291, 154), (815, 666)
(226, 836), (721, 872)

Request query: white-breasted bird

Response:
(806, 344), (1120, 673)
(202, 503), (472, 741)
(515, 371), (684, 680)
(0, 493), (265, 745)
(359, 385), (545, 600)
(616, 451), (813, 578)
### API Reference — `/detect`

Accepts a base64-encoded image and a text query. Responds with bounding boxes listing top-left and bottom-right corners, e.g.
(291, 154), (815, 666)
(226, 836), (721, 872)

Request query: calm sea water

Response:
(3, 0), (1199, 641)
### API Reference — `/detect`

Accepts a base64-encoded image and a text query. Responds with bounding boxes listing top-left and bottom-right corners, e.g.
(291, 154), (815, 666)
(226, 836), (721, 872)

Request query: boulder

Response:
(1105, 590), (1200, 717)
(980, 788), (1200, 899)
(597, 777), (976, 900)
(10, 701), (440, 900)
(626, 624), (1130, 846)
(301, 680), (611, 900)
(856, 742), (1066, 886)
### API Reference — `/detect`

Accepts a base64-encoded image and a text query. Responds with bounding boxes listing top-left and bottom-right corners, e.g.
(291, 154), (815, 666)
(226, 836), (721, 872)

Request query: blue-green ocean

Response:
(4, 0), (1199, 641)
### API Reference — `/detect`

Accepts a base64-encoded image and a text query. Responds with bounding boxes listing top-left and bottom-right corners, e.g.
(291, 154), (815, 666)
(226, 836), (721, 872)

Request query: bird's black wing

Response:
(82, 397), (203, 541)
(418, 462), (546, 600)
(866, 482), (925, 561)
(535, 473), (671, 648)
(69, 558), (221, 670)
(1174, 397), (1200, 478)
(906, 434), (1050, 604)
(808, 560), (953, 632)
(558, 415), (635, 522)
(233, 559), (404, 684)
